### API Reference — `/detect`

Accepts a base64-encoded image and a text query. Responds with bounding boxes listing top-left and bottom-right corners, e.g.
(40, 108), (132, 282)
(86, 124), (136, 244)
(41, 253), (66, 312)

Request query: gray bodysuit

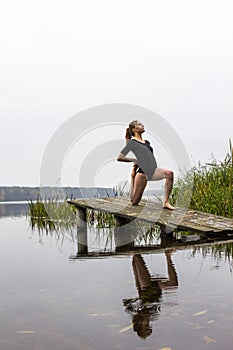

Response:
(120, 139), (157, 180)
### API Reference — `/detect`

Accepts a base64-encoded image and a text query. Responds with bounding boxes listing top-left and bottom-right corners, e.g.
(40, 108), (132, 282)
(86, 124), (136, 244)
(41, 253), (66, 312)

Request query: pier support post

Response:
(76, 207), (88, 254)
(114, 215), (135, 251)
(160, 224), (175, 247)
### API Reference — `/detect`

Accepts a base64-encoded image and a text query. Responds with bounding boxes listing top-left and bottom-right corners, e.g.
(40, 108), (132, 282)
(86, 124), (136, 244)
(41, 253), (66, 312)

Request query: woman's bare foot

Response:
(163, 202), (175, 210)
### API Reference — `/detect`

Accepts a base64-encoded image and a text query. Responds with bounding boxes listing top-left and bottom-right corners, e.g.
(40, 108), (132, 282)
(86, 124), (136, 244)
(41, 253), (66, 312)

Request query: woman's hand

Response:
(131, 163), (138, 177)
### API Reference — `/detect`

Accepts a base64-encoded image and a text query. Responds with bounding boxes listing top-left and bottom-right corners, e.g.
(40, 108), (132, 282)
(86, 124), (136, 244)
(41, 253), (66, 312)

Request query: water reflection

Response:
(0, 202), (28, 218)
(2, 204), (233, 349)
(123, 251), (178, 339)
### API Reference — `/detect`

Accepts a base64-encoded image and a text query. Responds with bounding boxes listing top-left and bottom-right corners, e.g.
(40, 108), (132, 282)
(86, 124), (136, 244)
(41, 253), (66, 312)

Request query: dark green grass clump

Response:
(172, 141), (233, 218)
(28, 199), (116, 232)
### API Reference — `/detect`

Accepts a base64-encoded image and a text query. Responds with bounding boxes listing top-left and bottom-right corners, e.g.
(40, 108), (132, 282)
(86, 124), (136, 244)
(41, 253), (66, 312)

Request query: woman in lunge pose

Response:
(117, 120), (175, 209)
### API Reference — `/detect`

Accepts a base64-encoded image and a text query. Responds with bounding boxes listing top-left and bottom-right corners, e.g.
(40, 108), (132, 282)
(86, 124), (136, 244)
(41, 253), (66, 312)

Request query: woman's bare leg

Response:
(150, 168), (174, 209)
(129, 164), (138, 201)
(131, 173), (147, 205)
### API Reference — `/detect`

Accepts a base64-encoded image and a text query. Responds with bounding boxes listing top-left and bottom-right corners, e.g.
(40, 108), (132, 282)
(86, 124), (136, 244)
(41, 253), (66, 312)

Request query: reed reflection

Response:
(123, 251), (178, 339)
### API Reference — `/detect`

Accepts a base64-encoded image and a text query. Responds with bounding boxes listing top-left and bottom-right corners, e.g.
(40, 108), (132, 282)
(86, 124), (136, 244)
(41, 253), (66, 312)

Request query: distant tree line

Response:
(0, 186), (115, 202)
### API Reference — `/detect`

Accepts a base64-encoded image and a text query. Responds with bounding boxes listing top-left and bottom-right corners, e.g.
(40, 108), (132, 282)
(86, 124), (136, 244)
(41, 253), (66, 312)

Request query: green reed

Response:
(113, 181), (129, 196)
(190, 241), (233, 270)
(88, 209), (116, 228)
(28, 199), (117, 234)
(171, 141), (233, 218)
(28, 181), (130, 233)
(28, 199), (77, 234)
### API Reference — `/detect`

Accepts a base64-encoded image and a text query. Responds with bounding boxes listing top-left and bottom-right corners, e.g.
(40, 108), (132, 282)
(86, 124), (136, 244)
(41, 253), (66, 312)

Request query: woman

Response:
(117, 120), (175, 209)
(123, 251), (178, 339)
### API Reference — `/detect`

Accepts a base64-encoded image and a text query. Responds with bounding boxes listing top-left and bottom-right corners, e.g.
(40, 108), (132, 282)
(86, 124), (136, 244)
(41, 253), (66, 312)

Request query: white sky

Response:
(0, 0), (232, 187)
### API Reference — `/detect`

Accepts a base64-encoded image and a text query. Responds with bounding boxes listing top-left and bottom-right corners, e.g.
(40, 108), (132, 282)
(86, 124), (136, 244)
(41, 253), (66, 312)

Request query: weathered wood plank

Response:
(67, 197), (233, 234)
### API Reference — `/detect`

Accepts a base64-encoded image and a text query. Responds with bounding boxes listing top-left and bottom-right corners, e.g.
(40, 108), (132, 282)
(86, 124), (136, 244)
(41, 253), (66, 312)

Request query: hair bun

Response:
(125, 127), (132, 139)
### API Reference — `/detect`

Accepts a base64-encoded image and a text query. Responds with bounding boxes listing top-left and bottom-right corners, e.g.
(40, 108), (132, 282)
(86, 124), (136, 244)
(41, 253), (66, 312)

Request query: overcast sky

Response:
(0, 0), (232, 188)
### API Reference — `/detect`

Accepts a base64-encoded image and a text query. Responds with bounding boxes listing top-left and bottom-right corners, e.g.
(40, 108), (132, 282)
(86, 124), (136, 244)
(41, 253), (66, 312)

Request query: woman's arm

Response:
(118, 138), (137, 164)
(117, 153), (137, 163)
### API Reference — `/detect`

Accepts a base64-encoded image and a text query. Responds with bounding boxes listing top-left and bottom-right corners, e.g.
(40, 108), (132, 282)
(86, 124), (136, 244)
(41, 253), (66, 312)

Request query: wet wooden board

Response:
(68, 197), (233, 234)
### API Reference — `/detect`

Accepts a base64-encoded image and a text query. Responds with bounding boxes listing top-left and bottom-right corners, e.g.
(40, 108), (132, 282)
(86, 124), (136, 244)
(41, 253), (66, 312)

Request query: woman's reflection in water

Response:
(123, 250), (178, 339)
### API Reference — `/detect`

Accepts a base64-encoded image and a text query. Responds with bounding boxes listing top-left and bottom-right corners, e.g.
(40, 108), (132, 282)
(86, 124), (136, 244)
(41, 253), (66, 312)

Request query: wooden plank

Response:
(67, 197), (233, 234)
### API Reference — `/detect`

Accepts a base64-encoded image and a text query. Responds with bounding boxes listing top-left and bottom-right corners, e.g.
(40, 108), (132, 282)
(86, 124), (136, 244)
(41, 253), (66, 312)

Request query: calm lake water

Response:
(1, 203), (233, 350)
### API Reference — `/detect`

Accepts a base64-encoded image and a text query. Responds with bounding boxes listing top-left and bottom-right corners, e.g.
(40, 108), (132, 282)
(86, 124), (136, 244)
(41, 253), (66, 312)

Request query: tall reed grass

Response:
(113, 181), (129, 196)
(28, 199), (77, 233)
(171, 141), (233, 218)
(28, 199), (116, 233)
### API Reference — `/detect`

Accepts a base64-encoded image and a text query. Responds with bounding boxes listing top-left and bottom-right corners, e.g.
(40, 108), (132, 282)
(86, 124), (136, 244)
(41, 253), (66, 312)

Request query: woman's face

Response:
(133, 121), (145, 134)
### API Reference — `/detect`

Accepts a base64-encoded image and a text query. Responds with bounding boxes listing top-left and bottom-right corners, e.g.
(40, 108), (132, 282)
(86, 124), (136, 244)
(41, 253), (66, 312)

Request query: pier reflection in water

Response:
(2, 203), (233, 349)
(28, 205), (233, 344)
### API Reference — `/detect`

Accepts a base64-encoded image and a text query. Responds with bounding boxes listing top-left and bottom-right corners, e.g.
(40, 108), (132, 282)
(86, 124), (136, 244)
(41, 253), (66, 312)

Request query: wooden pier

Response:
(67, 197), (233, 258)
(68, 197), (233, 235)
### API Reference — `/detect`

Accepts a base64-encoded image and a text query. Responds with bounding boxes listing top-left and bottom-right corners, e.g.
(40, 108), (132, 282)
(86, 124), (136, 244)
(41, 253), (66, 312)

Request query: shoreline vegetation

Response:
(171, 141), (233, 218)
